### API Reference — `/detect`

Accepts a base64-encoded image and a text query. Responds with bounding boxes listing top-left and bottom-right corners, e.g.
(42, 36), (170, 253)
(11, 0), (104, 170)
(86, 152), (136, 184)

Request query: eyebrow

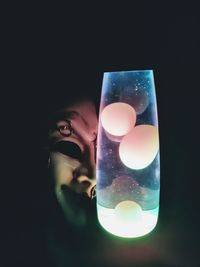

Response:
(55, 110), (79, 120)
(54, 110), (89, 128)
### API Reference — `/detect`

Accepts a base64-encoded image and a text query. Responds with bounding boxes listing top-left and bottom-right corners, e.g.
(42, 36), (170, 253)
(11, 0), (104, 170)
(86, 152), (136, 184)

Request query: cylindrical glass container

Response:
(96, 70), (160, 238)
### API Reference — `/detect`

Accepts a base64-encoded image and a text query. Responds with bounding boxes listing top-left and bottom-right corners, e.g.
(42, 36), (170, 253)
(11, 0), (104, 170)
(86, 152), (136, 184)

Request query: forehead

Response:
(55, 100), (98, 130)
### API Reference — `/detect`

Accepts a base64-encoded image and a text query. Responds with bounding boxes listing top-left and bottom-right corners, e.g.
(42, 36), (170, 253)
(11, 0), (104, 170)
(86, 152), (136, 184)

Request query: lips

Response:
(56, 184), (96, 227)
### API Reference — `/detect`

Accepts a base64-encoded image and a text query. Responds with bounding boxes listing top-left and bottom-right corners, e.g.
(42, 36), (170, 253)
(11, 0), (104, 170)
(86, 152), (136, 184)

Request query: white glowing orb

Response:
(101, 103), (136, 136)
(114, 200), (142, 224)
(119, 125), (159, 170)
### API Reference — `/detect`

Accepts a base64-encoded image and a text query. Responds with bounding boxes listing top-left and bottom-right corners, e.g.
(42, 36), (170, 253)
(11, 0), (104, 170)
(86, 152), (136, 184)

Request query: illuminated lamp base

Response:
(97, 203), (158, 238)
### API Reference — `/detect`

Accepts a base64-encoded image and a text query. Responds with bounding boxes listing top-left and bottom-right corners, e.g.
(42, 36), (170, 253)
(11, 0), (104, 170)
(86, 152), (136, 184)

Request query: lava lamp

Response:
(96, 70), (160, 238)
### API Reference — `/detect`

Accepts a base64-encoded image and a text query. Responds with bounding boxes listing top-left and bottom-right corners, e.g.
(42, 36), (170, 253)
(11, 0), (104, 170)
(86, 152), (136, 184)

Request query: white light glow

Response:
(97, 203), (158, 238)
(114, 200), (142, 224)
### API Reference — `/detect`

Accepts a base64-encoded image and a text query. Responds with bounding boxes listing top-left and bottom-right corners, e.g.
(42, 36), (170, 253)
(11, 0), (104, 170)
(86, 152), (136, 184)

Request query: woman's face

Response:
(48, 99), (98, 225)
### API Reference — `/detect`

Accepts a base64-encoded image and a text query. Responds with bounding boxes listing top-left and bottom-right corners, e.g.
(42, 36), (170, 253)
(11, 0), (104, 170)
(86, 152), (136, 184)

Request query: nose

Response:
(84, 129), (97, 143)
(72, 116), (97, 144)
(78, 127), (97, 144)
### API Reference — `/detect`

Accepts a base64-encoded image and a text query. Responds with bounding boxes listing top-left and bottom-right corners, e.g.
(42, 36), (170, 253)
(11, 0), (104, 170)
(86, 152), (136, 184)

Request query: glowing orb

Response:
(105, 131), (123, 142)
(101, 103), (136, 136)
(119, 125), (159, 169)
(114, 200), (142, 224)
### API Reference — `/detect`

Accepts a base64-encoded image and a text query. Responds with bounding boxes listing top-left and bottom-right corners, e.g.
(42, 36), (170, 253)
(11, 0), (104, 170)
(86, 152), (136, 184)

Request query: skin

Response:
(48, 99), (98, 226)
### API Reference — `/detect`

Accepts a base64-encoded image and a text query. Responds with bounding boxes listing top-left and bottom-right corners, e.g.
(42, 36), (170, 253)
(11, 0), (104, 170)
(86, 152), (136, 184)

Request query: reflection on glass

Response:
(96, 70), (160, 238)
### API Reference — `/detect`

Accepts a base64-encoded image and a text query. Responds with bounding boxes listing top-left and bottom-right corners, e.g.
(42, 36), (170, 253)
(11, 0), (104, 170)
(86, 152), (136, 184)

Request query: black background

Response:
(2, 2), (200, 267)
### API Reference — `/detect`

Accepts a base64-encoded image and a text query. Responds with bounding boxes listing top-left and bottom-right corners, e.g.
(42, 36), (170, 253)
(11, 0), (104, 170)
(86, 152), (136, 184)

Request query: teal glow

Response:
(97, 204), (159, 238)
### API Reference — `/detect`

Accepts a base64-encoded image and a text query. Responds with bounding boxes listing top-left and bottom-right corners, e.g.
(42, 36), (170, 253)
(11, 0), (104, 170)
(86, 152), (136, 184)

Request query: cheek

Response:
(55, 164), (73, 187)
(50, 152), (79, 187)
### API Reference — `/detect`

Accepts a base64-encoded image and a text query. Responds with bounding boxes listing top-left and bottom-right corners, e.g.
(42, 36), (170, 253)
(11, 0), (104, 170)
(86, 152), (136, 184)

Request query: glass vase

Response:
(96, 70), (160, 238)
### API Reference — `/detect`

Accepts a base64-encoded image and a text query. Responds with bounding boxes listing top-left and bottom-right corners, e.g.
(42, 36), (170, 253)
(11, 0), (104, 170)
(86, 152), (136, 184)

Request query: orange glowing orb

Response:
(114, 200), (142, 224)
(119, 125), (159, 169)
(101, 102), (136, 136)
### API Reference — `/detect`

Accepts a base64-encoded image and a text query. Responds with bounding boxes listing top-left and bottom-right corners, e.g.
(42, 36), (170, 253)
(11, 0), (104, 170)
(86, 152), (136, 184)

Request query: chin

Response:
(56, 185), (96, 227)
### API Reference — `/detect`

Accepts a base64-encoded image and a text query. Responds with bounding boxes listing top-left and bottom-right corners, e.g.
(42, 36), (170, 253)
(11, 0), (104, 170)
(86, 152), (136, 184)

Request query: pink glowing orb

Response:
(119, 125), (159, 170)
(101, 103), (136, 136)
